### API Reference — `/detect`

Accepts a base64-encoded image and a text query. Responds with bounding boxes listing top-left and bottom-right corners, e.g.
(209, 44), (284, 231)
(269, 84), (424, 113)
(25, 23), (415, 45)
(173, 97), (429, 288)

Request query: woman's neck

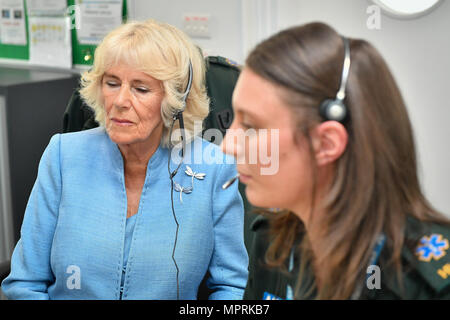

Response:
(117, 127), (163, 173)
(290, 169), (334, 290)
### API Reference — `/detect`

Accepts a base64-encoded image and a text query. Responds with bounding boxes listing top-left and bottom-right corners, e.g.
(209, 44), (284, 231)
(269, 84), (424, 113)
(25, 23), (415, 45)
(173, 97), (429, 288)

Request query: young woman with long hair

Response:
(222, 22), (450, 299)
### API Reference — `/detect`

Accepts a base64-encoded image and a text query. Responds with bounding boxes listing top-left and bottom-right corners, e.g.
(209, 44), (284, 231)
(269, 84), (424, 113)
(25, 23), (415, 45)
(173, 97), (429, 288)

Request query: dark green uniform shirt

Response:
(244, 215), (450, 300)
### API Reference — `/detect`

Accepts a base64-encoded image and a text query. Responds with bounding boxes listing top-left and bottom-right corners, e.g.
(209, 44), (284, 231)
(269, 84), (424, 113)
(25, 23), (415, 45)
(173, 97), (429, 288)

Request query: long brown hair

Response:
(246, 22), (450, 299)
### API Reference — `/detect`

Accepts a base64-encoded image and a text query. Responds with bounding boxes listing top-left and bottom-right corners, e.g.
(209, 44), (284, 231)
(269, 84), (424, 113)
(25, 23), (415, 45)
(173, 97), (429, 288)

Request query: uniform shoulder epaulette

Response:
(206, 56), (242, 71)
(403, 218), (450, 294)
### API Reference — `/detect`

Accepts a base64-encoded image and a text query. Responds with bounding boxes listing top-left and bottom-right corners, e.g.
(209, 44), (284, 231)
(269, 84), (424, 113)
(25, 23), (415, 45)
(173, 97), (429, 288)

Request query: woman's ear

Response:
(311, 121), (348, 166)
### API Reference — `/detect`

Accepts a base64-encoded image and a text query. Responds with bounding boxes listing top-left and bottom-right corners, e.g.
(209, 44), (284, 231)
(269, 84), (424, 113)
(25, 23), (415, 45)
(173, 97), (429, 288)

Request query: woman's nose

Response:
(220, 122), (245, 161)
(220, 121), (236, 157)
(114, 85), (132, 109)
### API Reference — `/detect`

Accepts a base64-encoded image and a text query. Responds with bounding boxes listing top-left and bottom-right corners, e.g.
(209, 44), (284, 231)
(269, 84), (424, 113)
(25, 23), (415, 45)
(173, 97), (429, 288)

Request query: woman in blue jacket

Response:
(1, 19), (248, 300)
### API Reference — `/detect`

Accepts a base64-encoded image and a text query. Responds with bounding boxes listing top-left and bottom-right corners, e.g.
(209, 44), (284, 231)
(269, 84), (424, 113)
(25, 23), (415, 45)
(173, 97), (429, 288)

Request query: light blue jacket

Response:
(1, 127), (248, 300)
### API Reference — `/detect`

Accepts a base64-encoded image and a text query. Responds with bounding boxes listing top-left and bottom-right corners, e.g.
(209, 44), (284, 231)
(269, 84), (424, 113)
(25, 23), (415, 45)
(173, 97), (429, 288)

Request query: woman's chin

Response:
(107, 130), (137, 146)
(245, 186), (273, 209)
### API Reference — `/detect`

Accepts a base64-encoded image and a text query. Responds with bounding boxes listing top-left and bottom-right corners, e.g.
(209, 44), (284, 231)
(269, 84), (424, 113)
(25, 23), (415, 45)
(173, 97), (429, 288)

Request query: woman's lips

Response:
(111, 118), (133, 126)
(239, 173), (252, 183)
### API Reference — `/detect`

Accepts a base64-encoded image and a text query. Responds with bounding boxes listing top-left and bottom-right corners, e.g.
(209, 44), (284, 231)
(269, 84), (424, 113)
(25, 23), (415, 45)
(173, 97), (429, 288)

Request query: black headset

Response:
(169, 61), (193, 169)
(318, 36), (351, 123)
(167, 61), (193, 300)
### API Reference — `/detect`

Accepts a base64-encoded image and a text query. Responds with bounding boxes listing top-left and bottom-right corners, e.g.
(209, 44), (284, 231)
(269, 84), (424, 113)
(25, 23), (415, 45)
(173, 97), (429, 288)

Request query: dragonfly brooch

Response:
(173, 182), (193, 203)
(185, 165), (206, 185)
(173, 166), (206, 203)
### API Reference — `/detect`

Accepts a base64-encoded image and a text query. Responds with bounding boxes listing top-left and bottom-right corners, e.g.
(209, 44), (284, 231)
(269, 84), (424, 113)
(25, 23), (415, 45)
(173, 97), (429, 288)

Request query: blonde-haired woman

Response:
(2, 19), (248, 300)
(221, 22), (450, 299)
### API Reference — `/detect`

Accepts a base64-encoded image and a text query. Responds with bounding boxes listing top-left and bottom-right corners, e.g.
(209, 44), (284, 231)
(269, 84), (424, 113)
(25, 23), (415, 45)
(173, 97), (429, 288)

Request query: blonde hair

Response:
(79, 19), (209, 147)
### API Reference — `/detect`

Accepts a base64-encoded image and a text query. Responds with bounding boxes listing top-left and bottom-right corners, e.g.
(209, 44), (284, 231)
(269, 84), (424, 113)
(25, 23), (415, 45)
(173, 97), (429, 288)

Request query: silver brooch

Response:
(173, 166), (206, 204)
(174, 182), (193, 203)
(185, 165), (206, 185)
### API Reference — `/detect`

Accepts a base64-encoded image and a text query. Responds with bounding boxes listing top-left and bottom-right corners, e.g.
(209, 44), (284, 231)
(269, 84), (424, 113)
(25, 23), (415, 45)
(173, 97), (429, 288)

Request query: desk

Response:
(0, 65), (79, 262)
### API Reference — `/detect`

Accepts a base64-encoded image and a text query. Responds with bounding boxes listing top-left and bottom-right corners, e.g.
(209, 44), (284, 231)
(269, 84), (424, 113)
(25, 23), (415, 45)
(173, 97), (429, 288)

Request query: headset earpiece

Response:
(319, 99), (348, 123)
(319, 37), (351, 124)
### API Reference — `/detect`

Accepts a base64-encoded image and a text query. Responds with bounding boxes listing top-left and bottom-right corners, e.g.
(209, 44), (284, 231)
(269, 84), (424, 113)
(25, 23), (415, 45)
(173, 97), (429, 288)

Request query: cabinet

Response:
(0, 65), (79, 262)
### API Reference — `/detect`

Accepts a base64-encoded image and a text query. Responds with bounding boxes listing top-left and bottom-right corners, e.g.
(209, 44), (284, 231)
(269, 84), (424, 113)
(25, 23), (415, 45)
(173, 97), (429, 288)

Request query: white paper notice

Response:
(28, 16), (72, 68)
(26, 0), (68, 16)
(76, 0), (123, 45)
(0, 0), (27, 45)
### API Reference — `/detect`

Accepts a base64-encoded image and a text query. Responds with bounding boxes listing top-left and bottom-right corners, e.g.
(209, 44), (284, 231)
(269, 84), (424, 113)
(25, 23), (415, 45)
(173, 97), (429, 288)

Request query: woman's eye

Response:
(135, 87), (149, 93)
(105, 81), (119, 87)
(240, 122), (253, 130)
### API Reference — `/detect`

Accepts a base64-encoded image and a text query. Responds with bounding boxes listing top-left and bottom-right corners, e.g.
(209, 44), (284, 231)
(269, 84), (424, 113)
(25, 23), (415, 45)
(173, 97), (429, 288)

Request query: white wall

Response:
(128, 0), (450, 216)
(128, 0), (243, 63)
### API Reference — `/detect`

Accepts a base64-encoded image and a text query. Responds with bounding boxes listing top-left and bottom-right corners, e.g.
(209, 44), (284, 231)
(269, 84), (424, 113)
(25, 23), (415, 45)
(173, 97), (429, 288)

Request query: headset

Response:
(318, 36), (351, 123)
(223, 37), (353, 191)
(167, 61), (193, 300)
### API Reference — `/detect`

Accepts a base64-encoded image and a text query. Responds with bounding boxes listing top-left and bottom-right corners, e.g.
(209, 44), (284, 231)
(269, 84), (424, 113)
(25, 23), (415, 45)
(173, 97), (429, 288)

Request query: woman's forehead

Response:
(233, 68), (293, 122)
(103, 62), (156, 80)
(103, 51), (144, 72)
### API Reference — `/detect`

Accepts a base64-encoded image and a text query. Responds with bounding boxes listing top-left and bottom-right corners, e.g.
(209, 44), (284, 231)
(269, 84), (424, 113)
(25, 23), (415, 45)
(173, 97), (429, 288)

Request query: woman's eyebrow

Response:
(103, 74), (151, 85)
(132, 79), (149, 85)
(235, 106), (263, 123)
(103, 72), (119, 79)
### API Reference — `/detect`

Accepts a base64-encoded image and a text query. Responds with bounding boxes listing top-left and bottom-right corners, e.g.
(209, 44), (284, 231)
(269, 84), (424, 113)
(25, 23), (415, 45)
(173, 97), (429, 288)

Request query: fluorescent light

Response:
(373, 0), (441, 16)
